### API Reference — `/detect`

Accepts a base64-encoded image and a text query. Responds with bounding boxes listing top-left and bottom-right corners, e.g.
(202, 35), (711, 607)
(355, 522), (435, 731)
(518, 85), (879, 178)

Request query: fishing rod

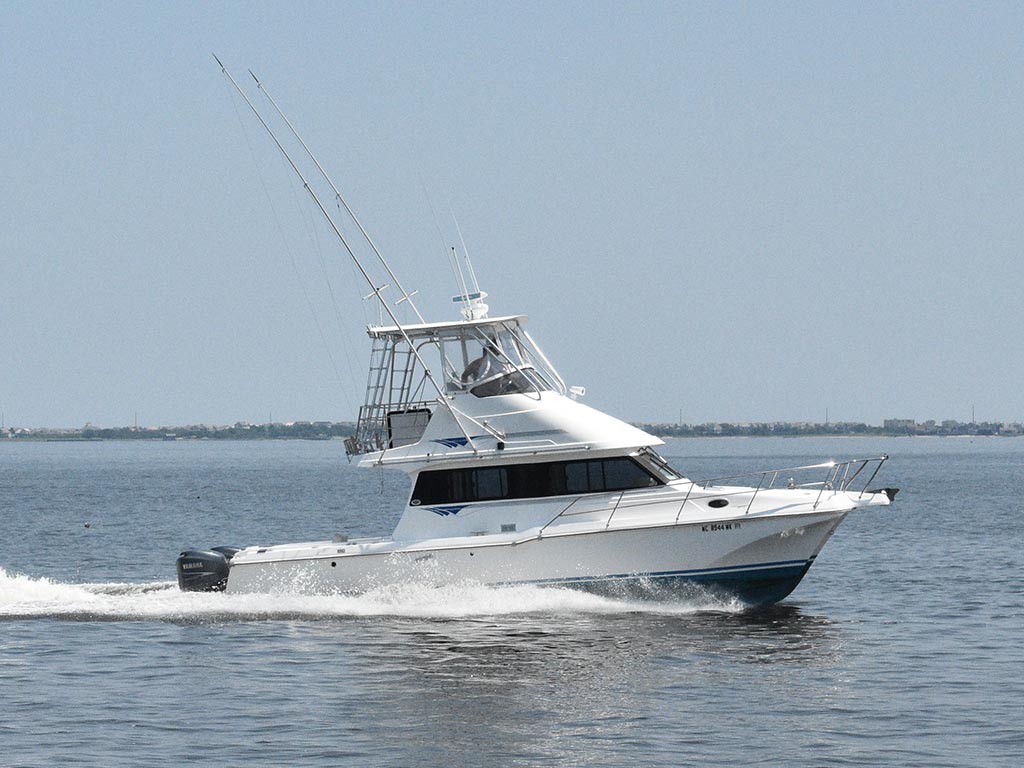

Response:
(248, 69), (426, 323)
(212, 55), (498, 452)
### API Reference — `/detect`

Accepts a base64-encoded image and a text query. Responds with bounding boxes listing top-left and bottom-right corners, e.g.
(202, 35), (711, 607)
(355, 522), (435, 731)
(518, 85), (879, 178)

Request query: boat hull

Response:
(225, 508), (848, 607)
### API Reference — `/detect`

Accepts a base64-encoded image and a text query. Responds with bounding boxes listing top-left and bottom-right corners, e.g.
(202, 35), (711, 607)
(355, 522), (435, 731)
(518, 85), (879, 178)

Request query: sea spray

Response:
(0, 567), (742, 622)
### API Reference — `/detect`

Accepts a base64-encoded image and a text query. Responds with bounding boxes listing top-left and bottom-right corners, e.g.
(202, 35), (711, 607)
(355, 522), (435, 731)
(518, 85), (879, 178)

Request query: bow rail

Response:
(675, 455), (890, 518)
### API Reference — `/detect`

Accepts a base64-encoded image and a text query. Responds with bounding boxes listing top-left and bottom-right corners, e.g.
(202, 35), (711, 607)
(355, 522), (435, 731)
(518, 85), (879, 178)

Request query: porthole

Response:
(331, 561), (337, 567)
(708, 498), (729, 508)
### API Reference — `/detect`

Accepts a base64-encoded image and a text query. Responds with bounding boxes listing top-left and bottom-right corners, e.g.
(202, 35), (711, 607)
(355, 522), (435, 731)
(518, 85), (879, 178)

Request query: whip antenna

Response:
(451, 209), (482, 296)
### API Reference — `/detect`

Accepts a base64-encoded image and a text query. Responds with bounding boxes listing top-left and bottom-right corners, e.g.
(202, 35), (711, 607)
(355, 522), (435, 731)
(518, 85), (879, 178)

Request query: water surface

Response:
(1, 437), (1021, 766)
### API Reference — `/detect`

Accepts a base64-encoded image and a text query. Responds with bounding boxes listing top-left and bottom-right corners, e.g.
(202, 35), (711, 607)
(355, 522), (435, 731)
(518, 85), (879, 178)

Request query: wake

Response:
(0, 566), (744, 622)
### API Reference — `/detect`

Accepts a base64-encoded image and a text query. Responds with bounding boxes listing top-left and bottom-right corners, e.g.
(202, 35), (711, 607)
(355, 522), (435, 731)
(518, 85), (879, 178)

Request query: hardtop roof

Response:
(367, 314), (528, 340)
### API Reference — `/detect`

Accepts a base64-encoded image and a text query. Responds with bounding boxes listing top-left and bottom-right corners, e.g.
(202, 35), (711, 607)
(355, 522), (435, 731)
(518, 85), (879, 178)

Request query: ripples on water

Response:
(1, 438), (1022, 767)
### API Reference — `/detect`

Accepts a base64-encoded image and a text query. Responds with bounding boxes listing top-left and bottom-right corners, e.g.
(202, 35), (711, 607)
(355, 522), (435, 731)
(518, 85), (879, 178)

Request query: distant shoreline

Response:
(3, 418), (1020, 441)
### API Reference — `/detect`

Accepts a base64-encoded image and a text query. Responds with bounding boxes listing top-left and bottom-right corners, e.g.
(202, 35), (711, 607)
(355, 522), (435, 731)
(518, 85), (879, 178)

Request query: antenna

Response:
(450, 246), (471, 312)
(449, 246), (488, 320)
(449, 208), (488, 320)
(248, 70), (425, 323)
(451, 209), (481, 294)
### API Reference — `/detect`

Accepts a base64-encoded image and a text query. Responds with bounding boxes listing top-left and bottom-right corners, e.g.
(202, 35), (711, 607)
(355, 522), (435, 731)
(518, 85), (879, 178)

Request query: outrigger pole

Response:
(212, 55), (492, 453)
(248, 69), (425, 323)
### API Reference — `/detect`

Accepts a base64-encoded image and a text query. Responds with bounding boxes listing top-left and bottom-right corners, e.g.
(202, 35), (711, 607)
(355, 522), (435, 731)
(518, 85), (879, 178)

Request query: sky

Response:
(2, 1), (1023, 428)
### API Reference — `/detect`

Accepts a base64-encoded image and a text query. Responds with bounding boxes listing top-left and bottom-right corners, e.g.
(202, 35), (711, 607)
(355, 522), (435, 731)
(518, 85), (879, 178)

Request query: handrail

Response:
(745, 471), (766, 514)
(697, 460), (836, 489)
(605, 491), (626, 529)
(858, 458), (887, 498)
(693, 455), (889, 511)
(674, 481), (696, 523)
(366, 438), (597, 466)
(509, 455), (890, 542)
(513, 497), (580, 544)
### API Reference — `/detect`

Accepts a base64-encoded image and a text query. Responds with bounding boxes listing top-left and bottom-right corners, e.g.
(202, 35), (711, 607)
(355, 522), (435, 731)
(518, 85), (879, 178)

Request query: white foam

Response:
(0, 567), (744, 621)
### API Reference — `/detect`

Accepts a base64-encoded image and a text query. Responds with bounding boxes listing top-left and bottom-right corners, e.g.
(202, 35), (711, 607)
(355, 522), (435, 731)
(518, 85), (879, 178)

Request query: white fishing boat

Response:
(177, 62), (897, 607)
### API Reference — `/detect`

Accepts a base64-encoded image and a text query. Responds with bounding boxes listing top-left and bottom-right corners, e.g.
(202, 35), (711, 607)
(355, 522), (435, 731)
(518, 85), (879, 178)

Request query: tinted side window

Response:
(474, 467), (507, 500)
(411, 457), (660, 505)
(603, 457), (658, 491)
(448, 469), (472, 502)
(412, 471), (447, 505)
(564, 461), (591, 494)
(506, 462), (566, 499)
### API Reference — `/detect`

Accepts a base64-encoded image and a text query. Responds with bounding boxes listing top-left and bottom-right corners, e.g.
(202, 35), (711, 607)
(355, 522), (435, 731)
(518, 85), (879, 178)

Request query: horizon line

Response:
(4, 415), (1021, 432)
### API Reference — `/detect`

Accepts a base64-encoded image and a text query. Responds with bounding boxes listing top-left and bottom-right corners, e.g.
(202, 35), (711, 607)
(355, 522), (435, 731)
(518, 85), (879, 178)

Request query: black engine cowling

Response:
(176, 546), (239, 592)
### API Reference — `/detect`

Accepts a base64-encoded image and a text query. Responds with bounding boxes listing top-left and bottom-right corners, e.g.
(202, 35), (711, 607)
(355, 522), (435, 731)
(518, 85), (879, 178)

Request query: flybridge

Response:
(350, 314), (567, 457)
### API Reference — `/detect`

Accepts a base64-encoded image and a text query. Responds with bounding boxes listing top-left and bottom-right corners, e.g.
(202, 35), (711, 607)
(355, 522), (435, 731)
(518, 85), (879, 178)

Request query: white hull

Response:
(224, 506), (849, 606)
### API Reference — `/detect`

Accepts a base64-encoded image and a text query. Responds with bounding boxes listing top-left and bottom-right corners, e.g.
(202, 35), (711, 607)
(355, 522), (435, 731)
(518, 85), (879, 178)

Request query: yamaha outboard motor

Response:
(176, 546), (240, 592)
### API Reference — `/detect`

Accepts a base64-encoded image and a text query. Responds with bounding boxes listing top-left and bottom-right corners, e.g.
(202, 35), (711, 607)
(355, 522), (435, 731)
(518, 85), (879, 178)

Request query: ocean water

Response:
(1, 436), (1021, 767)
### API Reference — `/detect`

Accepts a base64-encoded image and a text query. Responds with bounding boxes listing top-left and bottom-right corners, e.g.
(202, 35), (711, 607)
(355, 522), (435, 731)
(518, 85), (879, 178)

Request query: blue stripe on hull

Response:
(534, 559), (816, 608)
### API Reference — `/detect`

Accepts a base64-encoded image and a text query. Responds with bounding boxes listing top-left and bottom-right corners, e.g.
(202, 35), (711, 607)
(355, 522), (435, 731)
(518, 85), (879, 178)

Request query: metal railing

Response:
(672, 455), (889, 521)
(349, 399), (437, 456)
(509, 456), (889, 539)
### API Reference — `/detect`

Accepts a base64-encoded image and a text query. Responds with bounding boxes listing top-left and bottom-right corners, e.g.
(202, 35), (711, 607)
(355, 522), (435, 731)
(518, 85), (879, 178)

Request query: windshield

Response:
(470, 368), (544, 397)
(443, 325), (556, 398)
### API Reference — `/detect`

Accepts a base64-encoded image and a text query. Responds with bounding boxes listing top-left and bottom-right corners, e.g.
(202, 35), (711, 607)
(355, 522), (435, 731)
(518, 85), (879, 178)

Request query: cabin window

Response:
(604, 457), (659, 490)
(410, 456), (661, 506)
(474, 467), (508, 500)
(564, 461), (592, 494)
